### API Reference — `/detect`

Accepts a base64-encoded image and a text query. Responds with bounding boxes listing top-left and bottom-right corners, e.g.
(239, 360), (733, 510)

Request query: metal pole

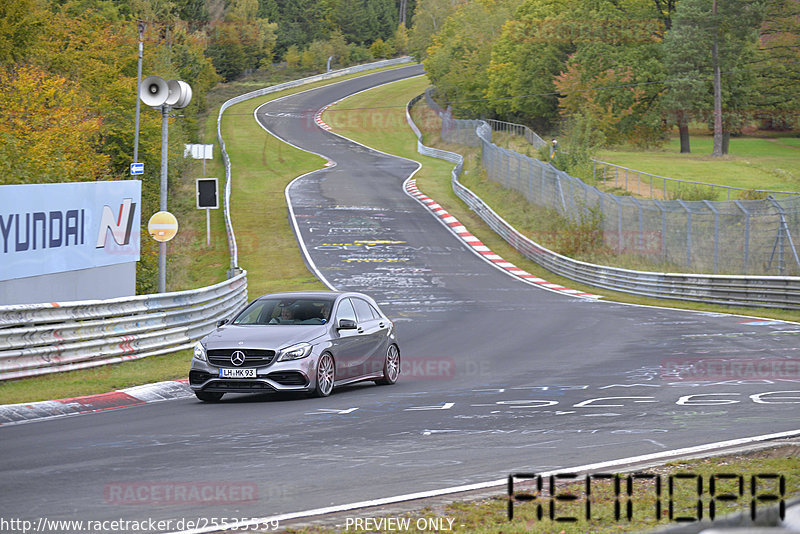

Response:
(734, 200), (750, 273)
(677, 199), (692, 268)
(206, 208), (211, 248)
(158, 104), (170, 293)
(702, 200), (719, 273)
(133, 22), (144, 164)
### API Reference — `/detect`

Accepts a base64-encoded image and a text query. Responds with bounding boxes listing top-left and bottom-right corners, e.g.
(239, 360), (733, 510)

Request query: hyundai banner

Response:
(0, 181), (141, 281)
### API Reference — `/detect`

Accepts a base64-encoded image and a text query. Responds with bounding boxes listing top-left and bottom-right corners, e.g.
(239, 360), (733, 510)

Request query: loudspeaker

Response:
(166, 80), (193, 109)
(140, 75), (168, 107)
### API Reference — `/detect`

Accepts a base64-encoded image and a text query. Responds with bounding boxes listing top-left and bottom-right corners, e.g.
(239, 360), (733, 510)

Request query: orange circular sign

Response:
(148, 211), (179, 242)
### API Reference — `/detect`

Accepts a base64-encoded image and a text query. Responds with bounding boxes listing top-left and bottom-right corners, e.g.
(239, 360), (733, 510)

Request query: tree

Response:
(369, 37), (395, 57)
(424, 0), (523, 119)
(0, 0), (47, 66)
(752, 0), (800, 130)
(662, 0), (711, 152)
(663, 0), (764, 156)
(0, 66), (111, 184)
(204, 0), (277, 80)
(408, 0), (463, 60)
(273, 0), (333, 53)
(550, 1), (666, 146)
(390, 23), (410, 54)
(485, 0), (577, 130)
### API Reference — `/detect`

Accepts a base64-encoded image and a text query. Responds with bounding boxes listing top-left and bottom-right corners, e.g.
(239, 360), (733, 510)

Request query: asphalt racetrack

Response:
(1, 65), (799, 531)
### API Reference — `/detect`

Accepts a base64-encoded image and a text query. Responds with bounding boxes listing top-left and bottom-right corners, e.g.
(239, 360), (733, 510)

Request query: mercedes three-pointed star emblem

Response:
(230, 350), (246, 367)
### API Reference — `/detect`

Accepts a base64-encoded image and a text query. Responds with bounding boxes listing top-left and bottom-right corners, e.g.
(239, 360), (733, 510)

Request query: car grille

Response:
(204, 381), (275, 391)
(207, 349), (276, 368)
(267, 372), (308, 386)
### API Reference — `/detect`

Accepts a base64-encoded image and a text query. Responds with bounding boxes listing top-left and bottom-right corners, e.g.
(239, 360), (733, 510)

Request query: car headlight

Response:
(193, 341), (207, 362)
(278, 342), (312, 361)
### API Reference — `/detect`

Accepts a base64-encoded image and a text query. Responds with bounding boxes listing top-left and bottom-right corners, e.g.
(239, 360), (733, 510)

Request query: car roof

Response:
(255, 290), (368, 301)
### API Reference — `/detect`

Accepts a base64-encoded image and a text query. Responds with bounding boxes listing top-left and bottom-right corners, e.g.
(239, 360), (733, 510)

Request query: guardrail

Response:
(407, 94), (800, 310)
(0, 272), (247, 380)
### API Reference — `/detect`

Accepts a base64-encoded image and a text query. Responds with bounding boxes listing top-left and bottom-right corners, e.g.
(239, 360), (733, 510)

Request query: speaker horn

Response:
(140, 75), (169, 107)
(166, 80), (192, 109)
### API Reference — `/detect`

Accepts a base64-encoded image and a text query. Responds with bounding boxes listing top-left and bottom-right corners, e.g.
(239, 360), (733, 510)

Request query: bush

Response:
(670, 184), (718, 201)
(550, 113), (605, 182)
(369, 38), (394, 59)
(738, 189), (769, 200)
(285, 45), (301, 69)
(556, 204), (608, 257)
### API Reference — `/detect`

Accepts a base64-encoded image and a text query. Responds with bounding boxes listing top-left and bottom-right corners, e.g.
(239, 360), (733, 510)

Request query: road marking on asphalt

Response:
(405, 402), (455, 411)
(402, 178), (602, 300)
(307, 408), (360, 415)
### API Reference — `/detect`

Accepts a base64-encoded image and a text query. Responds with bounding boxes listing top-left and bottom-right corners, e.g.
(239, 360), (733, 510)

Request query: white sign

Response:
(0, 181), (141, 281)
(184, 144), (213, 160)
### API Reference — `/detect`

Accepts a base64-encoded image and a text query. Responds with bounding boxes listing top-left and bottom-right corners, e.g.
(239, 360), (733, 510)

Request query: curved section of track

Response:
(1, 66), (799, 529)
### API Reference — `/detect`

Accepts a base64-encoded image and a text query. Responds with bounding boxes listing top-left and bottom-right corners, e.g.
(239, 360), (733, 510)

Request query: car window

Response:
(232, 298), (333, 325)
(336, 298), (357, 324)
(352, 298), (376, 322)
(368, 303), (382, 319)
(232, 300), (270, 325)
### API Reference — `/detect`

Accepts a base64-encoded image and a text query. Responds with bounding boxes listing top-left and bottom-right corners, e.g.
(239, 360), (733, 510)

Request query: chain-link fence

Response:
(428, 90), (800, 276)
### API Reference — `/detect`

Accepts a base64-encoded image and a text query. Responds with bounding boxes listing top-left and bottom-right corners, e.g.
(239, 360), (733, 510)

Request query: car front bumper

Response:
(189, 357), (317, 394)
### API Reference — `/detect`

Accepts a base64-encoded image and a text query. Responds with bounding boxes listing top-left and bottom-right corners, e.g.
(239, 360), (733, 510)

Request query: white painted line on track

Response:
(170, 428), (800, 533)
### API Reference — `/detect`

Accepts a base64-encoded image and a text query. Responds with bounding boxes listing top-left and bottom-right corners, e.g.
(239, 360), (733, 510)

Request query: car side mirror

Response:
(216, 318), (229, 328)
(337, 318), (357, 330)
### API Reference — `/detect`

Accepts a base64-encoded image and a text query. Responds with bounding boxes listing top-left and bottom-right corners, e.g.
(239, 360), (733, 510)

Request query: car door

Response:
(349, 297), (389, 379)
(329, 298), (372, 380)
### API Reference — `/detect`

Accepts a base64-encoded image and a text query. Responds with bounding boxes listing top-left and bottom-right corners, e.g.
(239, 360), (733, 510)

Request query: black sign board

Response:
(196, 178), (218, 209)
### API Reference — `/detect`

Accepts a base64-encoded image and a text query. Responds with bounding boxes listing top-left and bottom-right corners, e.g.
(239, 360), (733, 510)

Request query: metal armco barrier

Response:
(407, 94), (800, 311)
(0, 272), (247, 380)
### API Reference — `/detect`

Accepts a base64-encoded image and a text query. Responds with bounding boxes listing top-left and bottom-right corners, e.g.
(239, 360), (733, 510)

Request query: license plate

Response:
(219, 368), (257, 378)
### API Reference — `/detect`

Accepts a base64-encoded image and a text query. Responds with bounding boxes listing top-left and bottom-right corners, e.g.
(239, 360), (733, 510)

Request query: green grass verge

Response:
(284, 447), (800, 534)
(0, 350), (194, 404)
(0, 64), (412, 405)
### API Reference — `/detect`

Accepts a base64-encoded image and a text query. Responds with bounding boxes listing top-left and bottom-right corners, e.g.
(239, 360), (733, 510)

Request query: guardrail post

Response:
(767, 198), (800, 274)
(528, 157), (533, 203)
(653, 199), (667, 263)
(702, 200), (720, 273)
(734, 200), (750, 273)
(677, 199), (693, 268)
(631, 197), (644, 254)
(612, 195), (623, 253)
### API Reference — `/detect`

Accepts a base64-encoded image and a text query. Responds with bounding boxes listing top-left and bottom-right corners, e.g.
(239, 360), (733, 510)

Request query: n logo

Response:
(96, 198), (136, 248)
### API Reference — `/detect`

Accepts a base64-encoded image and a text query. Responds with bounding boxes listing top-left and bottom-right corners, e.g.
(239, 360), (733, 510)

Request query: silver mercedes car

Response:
(189, 291), (400, 401)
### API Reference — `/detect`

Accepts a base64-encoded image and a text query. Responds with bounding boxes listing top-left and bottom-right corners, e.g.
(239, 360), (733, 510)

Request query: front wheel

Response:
(312, 352), (335, 397)
(375, 344), (400, 385)
(195, 391), (224, 402)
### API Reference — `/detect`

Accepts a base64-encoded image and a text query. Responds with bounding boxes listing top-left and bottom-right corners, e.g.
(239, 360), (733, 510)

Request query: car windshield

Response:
(232, 298), (333, 326)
